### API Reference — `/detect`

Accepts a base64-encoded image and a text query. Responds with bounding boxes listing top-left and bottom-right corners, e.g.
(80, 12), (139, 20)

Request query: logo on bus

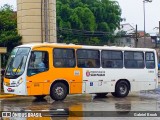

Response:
(86, 70), (90, 77)
(86, 70), (105, 77)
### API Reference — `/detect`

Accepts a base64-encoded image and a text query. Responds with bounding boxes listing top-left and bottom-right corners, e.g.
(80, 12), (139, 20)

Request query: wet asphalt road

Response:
(0, 86), (160, 120)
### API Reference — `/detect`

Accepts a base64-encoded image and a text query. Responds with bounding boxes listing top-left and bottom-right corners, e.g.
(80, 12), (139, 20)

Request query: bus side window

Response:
(27, 51), (49, 76)
(77, 49), (100, 68)
(101, 50), (123, 68)
(87, 61), (94, 68)
(53, 48), (76, 68)
(145, 52), (155, 69)
(105, 61), (113, 68)
(124, 51), (144, 69)
(125, 60), (137, 68)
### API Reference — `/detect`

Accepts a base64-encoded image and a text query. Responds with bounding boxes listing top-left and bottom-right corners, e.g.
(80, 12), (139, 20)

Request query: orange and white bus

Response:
(3, 43), (158, 101)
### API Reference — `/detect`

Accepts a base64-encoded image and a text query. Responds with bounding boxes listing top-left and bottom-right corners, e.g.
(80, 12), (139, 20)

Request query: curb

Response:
(0, 94), (16, 98)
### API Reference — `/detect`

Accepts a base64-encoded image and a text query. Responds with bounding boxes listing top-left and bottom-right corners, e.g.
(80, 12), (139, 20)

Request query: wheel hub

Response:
(119, 85), (127, 94)
(55, 87), (64, 96)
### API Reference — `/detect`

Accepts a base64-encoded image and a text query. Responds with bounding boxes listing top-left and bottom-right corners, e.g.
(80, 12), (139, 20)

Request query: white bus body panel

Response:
(82, 67), (157, 94)
(3, 74), (27, 95)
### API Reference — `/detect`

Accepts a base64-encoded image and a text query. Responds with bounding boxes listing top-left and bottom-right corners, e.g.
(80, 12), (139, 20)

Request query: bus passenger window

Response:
(145, 52), (155, 69)
(27, 51), (49, 76)
(124, 51), (144, 69)
(87, 61), (94, 68)
(77, 49), (100, 68)
(101, 50), (123, 68)
(53, 48), (76, 68)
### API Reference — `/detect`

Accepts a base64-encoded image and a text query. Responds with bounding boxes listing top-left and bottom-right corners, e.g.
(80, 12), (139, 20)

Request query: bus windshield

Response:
(5, 47), (30, 79)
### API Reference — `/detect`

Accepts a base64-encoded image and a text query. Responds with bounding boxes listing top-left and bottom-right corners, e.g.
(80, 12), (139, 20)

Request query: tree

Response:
(0, 4), (22, 67)
(57, 0), (122, 45)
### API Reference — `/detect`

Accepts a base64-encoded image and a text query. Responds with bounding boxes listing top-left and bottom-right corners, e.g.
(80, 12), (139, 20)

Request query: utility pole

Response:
(156, 21), (160, 48)
(143, 0), (146, 47)
(159, 21), (160, 34)
(44, 0), (49, 42)
(135, 24), (138, 48)
(143, 0), (152, 48)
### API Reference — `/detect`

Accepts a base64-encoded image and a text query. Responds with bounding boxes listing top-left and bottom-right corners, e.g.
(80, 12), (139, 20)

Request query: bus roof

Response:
(17, 43), (156, 52)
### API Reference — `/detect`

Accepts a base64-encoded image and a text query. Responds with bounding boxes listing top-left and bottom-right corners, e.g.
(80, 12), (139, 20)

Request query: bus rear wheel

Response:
(50, 82), (67, 101)
(114, 81), (129, 98)
(96, 93), (108, 97)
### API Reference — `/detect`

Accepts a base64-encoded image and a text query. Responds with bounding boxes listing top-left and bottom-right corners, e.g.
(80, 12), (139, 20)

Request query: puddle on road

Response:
(139, 88), (160, 101)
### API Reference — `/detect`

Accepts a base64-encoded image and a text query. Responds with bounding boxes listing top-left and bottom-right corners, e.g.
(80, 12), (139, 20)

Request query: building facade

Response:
(17, 0), (57, 44)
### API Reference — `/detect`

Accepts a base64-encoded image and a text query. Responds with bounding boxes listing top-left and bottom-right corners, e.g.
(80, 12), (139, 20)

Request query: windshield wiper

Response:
(13, 56), (25, 75)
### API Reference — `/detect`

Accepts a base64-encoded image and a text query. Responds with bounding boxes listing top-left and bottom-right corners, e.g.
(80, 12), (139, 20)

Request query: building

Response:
(114, 36), (135, 47)
(114, 23), (135, 35)
(114, 23), (136, 47)
(17, 0), (57, 44)
(137, 31), (145, 37)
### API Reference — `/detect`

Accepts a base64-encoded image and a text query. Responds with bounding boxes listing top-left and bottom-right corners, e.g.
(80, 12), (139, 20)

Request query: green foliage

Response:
(0, 4), (21, 50)
(0, 4), (22, 67)
(57, 0), (122, 45)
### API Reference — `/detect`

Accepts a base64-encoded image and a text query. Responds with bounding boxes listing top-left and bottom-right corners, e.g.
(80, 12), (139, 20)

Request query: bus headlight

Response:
(5, 82), (10, 87)
(17, 78), (23, 86)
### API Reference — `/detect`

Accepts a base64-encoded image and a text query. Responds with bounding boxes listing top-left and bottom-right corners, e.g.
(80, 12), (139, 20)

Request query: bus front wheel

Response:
(114, 81), (129, 98)
(50, 82), (67, 101)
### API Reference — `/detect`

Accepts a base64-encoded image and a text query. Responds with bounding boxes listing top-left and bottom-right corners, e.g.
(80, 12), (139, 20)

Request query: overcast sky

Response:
(0, 0), (160, 33)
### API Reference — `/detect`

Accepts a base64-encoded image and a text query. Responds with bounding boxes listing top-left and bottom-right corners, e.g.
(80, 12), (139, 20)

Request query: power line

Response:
(57, 27), (113, 36)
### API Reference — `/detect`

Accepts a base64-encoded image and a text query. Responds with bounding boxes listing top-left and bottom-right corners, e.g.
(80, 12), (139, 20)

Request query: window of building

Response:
(53, 48), (75, 68)
(77, 49), (100, 68)
(27, 51), (49, 76)
(124, 51), (144, 68)
(145, 52), (155, 69)
(101, 50), (123, 68)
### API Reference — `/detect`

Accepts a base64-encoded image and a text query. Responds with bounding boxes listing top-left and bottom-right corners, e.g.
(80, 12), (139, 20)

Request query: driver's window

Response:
(27, 51), (49, 76)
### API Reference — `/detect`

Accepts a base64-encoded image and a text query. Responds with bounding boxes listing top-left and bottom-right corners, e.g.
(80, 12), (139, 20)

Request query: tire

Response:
(96, 93), (108, 97)
(50, 82), (68, 101)
(115, 81), (129, 98)
(34, 95), (46, 100)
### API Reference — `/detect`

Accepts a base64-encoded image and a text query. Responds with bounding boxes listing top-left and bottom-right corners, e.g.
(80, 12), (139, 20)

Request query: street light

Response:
(143, 0), (152, 47)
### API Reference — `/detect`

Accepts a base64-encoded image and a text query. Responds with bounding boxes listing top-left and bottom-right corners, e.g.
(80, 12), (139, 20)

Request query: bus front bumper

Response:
(3, 84), (27, 95)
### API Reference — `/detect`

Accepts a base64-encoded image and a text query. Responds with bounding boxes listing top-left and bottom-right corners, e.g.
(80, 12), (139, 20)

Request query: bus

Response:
(3, 43), (159, 101)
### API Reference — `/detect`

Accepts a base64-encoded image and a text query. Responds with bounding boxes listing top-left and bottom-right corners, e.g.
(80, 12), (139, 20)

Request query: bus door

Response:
(26, 48), (51, 95)
(145, 52), (158, 88)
